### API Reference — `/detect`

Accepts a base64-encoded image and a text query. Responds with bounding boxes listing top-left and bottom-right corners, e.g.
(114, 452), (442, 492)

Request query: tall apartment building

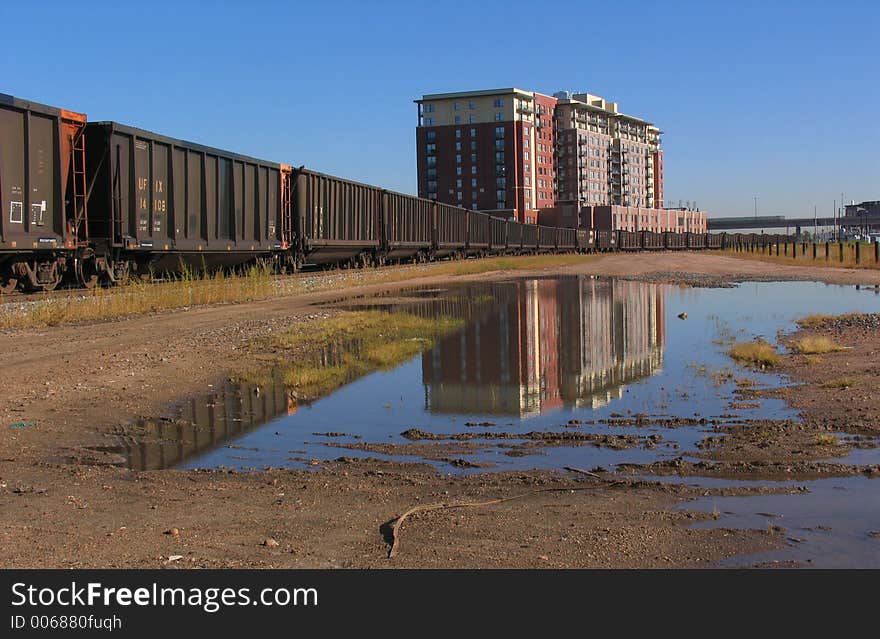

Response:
(554, 92), (663, 209)
(414, 88), (557, 224)
(415, 87), (667, 222)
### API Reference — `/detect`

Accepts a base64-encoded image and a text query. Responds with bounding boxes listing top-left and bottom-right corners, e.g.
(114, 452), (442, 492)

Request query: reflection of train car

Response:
(422, 276), (665, 417)
(114, 375), (293, 470)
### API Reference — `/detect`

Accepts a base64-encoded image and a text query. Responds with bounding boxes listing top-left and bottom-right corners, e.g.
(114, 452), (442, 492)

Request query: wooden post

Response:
(875, 241), (879, 264)
(839, 242), (844, 262)
(825, 241), (830, 261)
(812, 243), (817, 260)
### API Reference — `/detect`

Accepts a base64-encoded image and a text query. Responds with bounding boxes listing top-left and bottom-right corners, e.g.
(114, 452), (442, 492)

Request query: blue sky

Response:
(2, 0), (876, 217)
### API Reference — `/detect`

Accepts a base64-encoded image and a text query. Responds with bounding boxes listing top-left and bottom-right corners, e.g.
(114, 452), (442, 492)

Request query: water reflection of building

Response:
(114, 375), (295, 470)
(422, 278), (665, 416)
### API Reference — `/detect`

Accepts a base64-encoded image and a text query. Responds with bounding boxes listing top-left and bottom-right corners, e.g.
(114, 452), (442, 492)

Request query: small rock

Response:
(263, 538), (280, 548)
(164, 527), (180, 537)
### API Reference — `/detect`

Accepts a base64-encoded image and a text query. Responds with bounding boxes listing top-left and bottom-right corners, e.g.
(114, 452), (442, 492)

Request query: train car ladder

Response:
(280, 165), (292, 249)
(71, 125), (88, 243)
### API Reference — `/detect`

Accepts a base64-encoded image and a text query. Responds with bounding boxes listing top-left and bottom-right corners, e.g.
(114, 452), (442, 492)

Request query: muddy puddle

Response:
(105, 276), (880, 567)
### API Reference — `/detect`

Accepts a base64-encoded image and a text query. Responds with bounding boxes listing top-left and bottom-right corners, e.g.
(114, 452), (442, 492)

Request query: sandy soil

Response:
(1, 252), (877, 568)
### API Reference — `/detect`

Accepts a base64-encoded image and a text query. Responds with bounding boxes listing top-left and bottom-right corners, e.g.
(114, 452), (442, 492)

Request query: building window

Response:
(456, 167), (462, 175)
(456, 154), (462, 164)
(454, 115), (461, 124)
(455, 141), (461, 151)
(424, 117), (433, 126)
(424, 104), (434, 113)
(471, 166), (477, 174)
(493, 98), (503, 107)
(457, 179), (462, 188)
(470, 141), (476, 151)
(455, 129), (461, 139)
(470, 153), (477, 163)
(495, 112), (503, 121)
(457, 192), (462, 200)
(470, 128), (476, 137)
(469, 100), (475, 109)
(426, 143), (436, 154)
(495, 151), (505, 163)
(471, 178), (477, 188)
(426, 130), (436, 142)
(454, 102), (461, 110)
(426, 156), (436, 168)
(469, 115), (475, 124)
(427, 168), (436, 178)
(495, 139), (505, 150)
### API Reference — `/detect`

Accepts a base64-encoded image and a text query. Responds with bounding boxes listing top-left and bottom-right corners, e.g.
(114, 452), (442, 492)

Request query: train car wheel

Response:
(77, 258), (100, 289)
(0, 276), (18, 294)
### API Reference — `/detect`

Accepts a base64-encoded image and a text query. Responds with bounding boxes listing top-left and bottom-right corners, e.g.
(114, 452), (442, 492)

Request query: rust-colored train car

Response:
(0, 94), (87, 291)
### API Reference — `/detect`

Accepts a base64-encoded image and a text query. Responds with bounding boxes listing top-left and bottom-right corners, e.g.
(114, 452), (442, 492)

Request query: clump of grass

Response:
(729, 339), (780, 367)
(803, 354), (824, 365)
(821, 377), (855, 389)
(796, 314), (832, 329)
(257, 310), (463, 402)
(790, 336), (849, 355)
(814, 433), (839, 446)
(0, 264), (276, 330)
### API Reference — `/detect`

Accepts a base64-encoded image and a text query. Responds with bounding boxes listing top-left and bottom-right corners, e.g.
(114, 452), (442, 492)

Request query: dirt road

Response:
(1, 252), (877, 568)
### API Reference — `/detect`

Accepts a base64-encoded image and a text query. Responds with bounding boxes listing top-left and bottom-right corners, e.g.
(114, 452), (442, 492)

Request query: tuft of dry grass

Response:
(0, 265), (276, 330)
(795, 314), (833, 329)
(729, 339), (780, 367)
(790, 336), (849, 354)
(252, 310), (463, 402)
(820, 377), (856, 389)
(814, 433), (839, 446)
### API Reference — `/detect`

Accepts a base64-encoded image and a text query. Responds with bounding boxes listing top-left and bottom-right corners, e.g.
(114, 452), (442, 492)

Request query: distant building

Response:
(414, 88), (557, 224)
(844, 201), (880, 218)
(415, 86), (700, 228)
(553, 92), (662, 209)
(539, 203), (707, 233)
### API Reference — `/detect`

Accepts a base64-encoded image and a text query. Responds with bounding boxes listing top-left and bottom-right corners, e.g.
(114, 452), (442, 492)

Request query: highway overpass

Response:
(707, 214), (880, 231)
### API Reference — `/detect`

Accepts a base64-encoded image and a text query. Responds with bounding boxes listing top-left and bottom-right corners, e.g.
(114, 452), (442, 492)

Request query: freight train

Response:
(0, 93), (785, 292)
